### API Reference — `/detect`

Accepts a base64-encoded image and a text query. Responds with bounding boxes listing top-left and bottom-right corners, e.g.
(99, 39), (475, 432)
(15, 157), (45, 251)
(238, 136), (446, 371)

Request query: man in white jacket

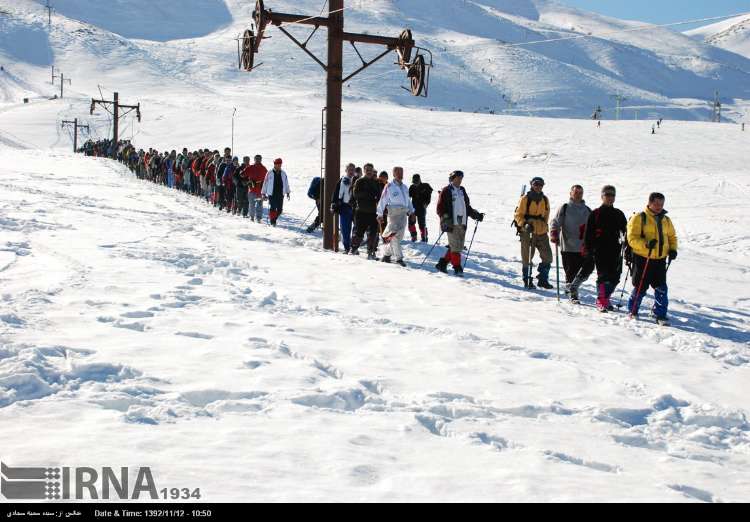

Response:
(377, 167), (414, 266)
(262, 158), (291, 226)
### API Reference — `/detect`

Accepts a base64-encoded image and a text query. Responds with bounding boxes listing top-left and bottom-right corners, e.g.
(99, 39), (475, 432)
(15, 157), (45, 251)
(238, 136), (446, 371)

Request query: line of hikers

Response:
(518, 177), (678, 325)
(81, 139), (678, 326)
(305, 163), (438, 263)
(84, 139), (291, 226)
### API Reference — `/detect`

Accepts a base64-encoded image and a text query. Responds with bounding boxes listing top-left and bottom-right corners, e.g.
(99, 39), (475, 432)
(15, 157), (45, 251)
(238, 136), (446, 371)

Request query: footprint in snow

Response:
(175, 332), (214, 340)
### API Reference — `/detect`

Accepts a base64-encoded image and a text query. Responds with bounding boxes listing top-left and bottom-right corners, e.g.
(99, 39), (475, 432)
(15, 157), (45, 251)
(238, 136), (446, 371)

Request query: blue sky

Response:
(560, 0), (750, 30)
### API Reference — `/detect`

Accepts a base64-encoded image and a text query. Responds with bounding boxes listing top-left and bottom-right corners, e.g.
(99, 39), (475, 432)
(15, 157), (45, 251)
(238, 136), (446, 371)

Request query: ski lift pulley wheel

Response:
(408, 54), (426, 96)
(396, 29), (414, 68)
(254, 0), (268, 42)
(241, 29), (256, 71)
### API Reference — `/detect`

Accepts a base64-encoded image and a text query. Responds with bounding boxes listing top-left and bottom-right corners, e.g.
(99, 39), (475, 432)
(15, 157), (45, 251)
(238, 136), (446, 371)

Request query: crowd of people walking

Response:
(81, 138), (679, 326)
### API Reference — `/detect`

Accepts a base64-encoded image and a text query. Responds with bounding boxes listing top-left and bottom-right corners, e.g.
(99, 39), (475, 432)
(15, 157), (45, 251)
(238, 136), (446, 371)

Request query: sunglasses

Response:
(603, 192), (616, 197)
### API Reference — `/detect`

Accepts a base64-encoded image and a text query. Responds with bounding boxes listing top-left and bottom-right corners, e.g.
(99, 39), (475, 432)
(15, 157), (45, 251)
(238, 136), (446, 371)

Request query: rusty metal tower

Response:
(239, 0), (432, 250)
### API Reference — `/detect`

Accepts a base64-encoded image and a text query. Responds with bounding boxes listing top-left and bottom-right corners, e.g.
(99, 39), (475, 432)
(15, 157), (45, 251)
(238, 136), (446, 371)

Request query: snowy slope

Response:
(49, 0), (233, 42)
(2, 104), (750, 501)
(687, 14), (750, 60)
(1, 0), (749, 120)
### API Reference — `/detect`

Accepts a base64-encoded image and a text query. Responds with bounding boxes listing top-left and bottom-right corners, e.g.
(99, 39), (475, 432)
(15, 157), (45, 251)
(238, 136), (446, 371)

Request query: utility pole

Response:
(712, 91), (722, 123)
(232, 108), (237, 155)
(61, 118), (89, 152)
(610, 94), (626, 121)
(45, 0), (53, 27)
(90, 92), (141, 155)
(58, 72), (71, 99)
(242, 0), (431, 251)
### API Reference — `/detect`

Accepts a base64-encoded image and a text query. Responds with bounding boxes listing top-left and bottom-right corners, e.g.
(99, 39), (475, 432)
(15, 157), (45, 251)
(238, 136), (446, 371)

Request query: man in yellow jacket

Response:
(514, 177), (553, 289)
(627, 192), (678, 325)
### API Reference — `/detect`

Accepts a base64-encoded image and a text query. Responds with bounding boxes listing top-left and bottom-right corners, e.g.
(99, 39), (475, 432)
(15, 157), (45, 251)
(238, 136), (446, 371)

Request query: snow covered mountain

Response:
(1, 0), (750, 120)
(686, 14), (750, 60)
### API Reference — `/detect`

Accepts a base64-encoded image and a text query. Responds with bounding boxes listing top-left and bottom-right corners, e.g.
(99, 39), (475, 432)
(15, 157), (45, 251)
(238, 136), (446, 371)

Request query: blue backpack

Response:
(308, 177), (321, 200)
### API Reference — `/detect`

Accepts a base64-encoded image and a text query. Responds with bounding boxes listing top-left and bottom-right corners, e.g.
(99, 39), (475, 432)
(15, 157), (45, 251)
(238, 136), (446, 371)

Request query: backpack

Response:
(624, 212), (647, 266)
(308, 177), (321, 200)
(416, 184), (433, 206)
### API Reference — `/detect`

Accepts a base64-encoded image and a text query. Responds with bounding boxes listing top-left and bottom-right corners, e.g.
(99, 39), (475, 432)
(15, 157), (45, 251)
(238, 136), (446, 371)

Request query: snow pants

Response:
(381, 207), (408, 261)
(521, 232), (553, 282)
(628, 256), (669, 318)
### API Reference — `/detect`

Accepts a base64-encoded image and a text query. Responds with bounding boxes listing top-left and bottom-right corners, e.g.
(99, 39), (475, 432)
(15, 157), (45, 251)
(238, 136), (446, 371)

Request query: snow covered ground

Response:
(1, 0), (749, 504)
(1, 102), (749, 501)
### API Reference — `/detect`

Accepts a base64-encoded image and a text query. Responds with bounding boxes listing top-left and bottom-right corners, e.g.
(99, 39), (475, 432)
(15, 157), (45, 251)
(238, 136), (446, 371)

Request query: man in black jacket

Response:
(351, 164), (382, 259)
(409, 174), (434, 243)
(435, 171), (484, 276)
(575, 185), (628, 311)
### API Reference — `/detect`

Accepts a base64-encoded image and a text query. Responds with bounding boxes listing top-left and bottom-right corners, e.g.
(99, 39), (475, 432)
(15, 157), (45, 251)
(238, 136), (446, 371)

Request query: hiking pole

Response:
(630, 247), (654, 317)
(420, 231), (445, 268)
(555, 243), (561, 302)
(616, 241), (631, 309)
(301, 204), (317, 228)
(527, 229), (535, 285)
(463, 221), (480, 269)
(617, 263), (632, 309)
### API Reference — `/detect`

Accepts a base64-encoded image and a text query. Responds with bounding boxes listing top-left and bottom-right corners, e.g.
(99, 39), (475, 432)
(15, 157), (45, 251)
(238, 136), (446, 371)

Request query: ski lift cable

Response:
(276, 5), (351, 29)
(229, 4), (352, 37)
(346, 66), (401, 84)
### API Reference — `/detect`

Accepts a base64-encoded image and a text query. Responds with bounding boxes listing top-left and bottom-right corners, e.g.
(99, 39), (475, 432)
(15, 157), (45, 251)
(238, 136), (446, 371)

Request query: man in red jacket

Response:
(247, 155), (267, 222)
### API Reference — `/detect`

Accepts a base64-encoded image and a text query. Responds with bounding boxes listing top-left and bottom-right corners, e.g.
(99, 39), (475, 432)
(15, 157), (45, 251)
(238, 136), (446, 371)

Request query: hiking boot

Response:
(524, 278), (536, 290)
(351, 249), (360, 256)
(453, 264), (464, 276)
(436, 258), (449, 274)
(396, 259), (407, 267)
(381, 256), (392, 264)
(537, 279), (554, 290)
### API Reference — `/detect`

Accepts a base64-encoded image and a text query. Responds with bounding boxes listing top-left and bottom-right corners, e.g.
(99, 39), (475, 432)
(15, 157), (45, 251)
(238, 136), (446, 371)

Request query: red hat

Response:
(274, 158), (283, 165)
